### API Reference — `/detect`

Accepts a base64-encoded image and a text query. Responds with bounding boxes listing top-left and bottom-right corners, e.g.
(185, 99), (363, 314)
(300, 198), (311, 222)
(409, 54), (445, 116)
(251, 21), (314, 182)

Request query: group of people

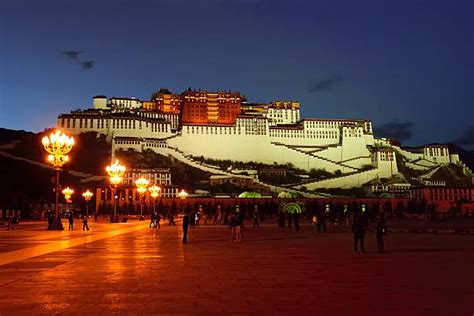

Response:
(64, 211), (90, 231)
(351, 211), (386, 253)
(149, 211), (161, 229)
(181, 205), (246, 243)
(149, 211), (176, 228)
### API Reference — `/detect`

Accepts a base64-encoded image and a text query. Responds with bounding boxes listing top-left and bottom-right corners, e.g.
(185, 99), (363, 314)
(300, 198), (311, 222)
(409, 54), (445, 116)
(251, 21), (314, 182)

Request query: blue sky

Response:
(1, 0), (473, 146)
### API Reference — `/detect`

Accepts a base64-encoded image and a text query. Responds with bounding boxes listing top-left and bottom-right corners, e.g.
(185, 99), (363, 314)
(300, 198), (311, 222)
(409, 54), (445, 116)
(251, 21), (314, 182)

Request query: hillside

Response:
(0, 129), (212, 211)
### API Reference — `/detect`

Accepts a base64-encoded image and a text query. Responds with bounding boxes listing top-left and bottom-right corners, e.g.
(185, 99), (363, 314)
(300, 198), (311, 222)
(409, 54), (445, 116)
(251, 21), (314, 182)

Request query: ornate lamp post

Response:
(82, 190), (93, 217)
(62, 186), (74, 213)
(42, 130), (74, 230)
(178, 189), (188, 214)
(135, 177), (149, 219)
(106, 160), (126, 223)
(149, 185), (161, 214)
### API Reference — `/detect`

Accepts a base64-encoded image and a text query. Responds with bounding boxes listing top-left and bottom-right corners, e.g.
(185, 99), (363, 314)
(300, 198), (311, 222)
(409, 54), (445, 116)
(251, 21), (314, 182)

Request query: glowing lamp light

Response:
(149, 185), (161, 199)
(42, 130), (74, 169)
(82, 190), (93, 202)
(178, 189), (188, 200)
(106, 160), (126, 185)
(135, 177), (150, 194)
(62, 187), (74, 200)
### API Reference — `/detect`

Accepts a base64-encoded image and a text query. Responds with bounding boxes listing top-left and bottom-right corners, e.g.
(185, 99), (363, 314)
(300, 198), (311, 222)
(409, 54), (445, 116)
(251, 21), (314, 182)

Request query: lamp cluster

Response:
(42, 131), (74, 169)
(106, 160), (126, 185)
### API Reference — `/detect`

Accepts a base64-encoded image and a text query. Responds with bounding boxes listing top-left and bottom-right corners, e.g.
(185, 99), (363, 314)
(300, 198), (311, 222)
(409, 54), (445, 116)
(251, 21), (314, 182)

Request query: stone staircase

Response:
(271, 142), (360, 172)
(162, 145), (325, 197)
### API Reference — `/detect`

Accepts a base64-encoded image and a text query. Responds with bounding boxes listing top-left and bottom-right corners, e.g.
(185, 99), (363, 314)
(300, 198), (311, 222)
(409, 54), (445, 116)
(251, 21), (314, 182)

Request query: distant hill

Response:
(0, 128), (210, 212)
(0, 128), (33, 143)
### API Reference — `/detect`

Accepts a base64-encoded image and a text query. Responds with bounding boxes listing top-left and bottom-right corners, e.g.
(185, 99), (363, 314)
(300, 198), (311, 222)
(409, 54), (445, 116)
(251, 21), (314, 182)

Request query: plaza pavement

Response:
(0, 219), (473, 315)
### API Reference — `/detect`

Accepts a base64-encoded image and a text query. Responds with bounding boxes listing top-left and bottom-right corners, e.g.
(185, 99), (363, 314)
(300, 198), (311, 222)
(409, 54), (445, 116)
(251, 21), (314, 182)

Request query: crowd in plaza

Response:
(141, 200), (388, 252)
(2, 200), (389, 253)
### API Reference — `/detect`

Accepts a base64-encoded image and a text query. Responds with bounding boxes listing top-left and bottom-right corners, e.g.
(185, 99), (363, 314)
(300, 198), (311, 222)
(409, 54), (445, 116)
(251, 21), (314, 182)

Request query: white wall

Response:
(292, 169), (379, 190)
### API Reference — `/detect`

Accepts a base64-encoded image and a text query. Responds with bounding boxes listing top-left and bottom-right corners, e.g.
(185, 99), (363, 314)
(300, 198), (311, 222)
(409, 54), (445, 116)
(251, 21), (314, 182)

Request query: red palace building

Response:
(181, 90), (242, 125)
(412, 186), (474, 215)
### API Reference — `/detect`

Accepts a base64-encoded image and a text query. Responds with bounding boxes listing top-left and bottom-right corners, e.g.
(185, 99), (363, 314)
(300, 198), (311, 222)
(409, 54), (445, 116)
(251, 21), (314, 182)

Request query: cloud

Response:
(377, 121), (413, 141)
(81, 61), (95, 70)
(62, 50), (83, 60)
(452, 125), (474, 146)
(60, 50), (95, 70)
(309, 73), (343, 93)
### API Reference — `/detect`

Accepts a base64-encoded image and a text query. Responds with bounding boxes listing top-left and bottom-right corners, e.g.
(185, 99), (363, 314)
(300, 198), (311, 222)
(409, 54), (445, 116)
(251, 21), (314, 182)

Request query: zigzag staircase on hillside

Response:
(271, 142), (360, 172)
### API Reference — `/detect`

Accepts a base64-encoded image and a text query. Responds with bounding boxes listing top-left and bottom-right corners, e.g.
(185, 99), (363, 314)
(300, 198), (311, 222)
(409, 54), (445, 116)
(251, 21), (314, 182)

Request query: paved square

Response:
(0, 220), (473, 315)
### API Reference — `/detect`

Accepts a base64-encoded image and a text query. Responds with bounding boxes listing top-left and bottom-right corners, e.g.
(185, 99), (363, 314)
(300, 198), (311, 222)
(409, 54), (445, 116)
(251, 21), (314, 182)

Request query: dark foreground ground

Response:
(0, 220), (473, 315)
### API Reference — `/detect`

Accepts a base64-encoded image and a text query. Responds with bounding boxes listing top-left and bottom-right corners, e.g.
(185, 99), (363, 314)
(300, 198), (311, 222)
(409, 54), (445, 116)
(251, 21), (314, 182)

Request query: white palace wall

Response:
(167, 126), (371, 172)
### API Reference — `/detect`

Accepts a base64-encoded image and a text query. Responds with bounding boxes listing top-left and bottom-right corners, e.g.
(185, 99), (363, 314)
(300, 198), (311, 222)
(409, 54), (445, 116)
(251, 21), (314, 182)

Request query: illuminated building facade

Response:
(56, 88), (472, 191)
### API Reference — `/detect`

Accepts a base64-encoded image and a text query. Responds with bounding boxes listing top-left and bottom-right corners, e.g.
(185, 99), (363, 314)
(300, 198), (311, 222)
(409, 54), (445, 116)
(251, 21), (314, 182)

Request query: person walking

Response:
(169, 212), (176, 226)
(230, 211), (237, 242)
(82, 214), (90, 231)
(47, 210), (54, 230)
(150, 212), (156, 228)
(156, 213), (161, 229)
(235, 208), (244, 242)
(312, 214), (318, 232)
(195, 211), (200, 227)
(215, 205), (221, 225)
(253, 205), (260, 228)
(68, 211), (74, 231)
(352, 210), (368, 253)
(182, 211), (190, 243)
(294, 212), (300, 232)
(6, 215), (13, 230)
(376, 213), (386, 253)
(217, 205), (223, 225)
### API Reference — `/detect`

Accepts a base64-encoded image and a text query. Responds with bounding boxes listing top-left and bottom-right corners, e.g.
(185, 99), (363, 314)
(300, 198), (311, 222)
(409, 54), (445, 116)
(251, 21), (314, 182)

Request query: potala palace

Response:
(56, 89), (471, 196)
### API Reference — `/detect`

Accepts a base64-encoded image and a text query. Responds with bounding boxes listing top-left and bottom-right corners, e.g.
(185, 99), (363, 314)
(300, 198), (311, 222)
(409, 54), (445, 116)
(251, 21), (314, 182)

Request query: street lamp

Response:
(62, 186), (74, 213)
(135, 177), (149, 219)
(82, 190), (93, 217)
(106, 159), (126, 222)
(42, 130), (74, 230)
(178, 189), (188, 214)
(149, 185), (161, 214)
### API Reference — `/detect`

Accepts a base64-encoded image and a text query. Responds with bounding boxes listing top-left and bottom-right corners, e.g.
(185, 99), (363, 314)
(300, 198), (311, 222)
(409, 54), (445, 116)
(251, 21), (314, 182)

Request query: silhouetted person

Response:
(47, 210), (54, 230)
(312, 214), (318, 231)
(156, 213), (161, 229)
(376, 214), (386, 253)
(231, 206), (243, 242)
(253, 205), (260, 228)
(6, 215), (13, 230)
(169, 212), (175, 226)
(352, 211), (368, 253)
(68, 212), (74, 231)
(182, 212), (190, 243)
(82, 215), (90, 231)
(215, 205), (222, 225)
(277, 212), (285, 228)
(294, 212), (300, 231)
(235, 209), (244, 242)
(150, 212), (156, 228)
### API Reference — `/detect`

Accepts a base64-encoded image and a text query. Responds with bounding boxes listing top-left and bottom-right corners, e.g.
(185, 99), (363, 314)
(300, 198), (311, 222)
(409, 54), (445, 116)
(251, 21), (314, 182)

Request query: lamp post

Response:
(42, 130), (74, 230)
(62, 187), (74, 213)
(135, 177), (149, 219)
(149, 185), (161, 214)
(106, 160), (126, 223)
(82, 190), (93, 217)
(178, 189), (188, 214)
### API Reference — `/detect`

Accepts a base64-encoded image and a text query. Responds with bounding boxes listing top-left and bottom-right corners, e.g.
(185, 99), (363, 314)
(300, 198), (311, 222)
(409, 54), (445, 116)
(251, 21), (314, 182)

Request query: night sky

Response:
(1, 0), (473, 147)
